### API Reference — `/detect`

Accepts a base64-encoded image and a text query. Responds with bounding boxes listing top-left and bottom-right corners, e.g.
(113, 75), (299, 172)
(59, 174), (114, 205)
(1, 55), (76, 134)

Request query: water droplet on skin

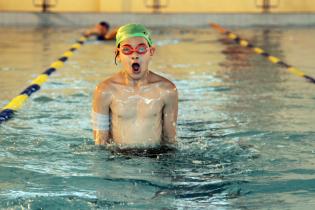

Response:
(144, 98), (153, 104)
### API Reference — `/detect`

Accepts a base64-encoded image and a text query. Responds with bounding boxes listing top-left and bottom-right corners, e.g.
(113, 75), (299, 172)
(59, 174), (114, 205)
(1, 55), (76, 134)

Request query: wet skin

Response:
(93, 37), (178, 147)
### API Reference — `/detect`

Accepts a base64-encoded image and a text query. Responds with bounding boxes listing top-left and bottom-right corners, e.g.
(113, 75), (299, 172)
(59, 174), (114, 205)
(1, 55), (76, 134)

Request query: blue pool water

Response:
(1, 26), (315, 209)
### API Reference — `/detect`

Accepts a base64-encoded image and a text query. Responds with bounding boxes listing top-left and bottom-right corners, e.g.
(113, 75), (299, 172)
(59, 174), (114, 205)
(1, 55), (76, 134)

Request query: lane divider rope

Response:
(0, 36), (87, 124)
(210, 23), (315, 84)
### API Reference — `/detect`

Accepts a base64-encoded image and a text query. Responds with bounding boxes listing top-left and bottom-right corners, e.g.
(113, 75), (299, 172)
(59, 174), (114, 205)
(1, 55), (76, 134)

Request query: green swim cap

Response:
(116, 23), (153, 47)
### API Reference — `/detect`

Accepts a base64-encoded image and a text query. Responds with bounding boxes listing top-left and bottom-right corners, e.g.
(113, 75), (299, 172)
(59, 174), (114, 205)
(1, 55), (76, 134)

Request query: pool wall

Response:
(1, 12), (315, 27)
(2, 0), (315, 13)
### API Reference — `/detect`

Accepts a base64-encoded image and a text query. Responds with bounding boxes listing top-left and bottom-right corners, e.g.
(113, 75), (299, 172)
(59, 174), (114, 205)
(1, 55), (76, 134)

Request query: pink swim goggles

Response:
(119, 44), (148, 55)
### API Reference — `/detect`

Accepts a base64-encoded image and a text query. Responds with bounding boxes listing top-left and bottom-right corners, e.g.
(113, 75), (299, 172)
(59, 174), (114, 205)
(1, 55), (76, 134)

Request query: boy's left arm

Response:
(162, 85), (178, 144)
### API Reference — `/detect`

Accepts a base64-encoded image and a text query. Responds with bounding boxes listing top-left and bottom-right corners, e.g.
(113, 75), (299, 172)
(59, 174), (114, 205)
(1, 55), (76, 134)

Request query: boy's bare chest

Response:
(110, 88), (164, 118)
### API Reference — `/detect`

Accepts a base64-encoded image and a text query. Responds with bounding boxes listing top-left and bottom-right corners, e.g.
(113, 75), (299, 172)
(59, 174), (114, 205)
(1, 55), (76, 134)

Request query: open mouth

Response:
(131, 63), (141, 74)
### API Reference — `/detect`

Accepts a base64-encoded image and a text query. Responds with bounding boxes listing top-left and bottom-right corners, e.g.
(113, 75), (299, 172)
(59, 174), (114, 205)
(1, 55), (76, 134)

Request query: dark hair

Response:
(99, 21), (110, 30)
(115, 44), (120, 65)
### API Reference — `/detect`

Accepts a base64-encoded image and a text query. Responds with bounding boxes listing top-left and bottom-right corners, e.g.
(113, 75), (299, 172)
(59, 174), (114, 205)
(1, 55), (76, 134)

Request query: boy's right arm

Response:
(92, 83), (112, 145)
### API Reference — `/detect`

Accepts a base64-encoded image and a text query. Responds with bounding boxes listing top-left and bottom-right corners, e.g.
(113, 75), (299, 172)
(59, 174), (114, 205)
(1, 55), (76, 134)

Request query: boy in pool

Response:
(83, 21), (117, 41)
(92, 23), (178, 147)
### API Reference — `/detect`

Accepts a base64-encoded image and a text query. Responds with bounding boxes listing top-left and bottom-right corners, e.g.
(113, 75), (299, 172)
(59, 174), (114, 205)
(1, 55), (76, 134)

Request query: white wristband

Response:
(91, 111), (110, 131)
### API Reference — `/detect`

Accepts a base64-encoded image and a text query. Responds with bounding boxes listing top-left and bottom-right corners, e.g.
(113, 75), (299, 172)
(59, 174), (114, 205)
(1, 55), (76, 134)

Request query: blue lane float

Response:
(211, 22), (315, 84)
(0, 37), (87, 124)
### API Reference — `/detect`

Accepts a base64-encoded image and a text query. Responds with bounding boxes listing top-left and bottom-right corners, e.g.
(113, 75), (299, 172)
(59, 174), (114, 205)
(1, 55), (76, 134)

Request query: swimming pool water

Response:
(1, 26), (315, 209)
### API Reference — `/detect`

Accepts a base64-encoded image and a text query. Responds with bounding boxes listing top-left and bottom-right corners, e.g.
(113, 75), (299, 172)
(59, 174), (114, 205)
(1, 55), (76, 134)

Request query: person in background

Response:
(83, 21), (117, 41)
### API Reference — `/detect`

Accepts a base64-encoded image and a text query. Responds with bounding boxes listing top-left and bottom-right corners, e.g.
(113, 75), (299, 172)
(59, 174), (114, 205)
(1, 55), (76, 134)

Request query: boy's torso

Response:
(107, 72), (168, 146)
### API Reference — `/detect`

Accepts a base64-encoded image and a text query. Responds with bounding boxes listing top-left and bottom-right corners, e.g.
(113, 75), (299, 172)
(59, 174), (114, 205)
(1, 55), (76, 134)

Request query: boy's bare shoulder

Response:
(149, 71), (177, 91)
(95, 72), (122, 92)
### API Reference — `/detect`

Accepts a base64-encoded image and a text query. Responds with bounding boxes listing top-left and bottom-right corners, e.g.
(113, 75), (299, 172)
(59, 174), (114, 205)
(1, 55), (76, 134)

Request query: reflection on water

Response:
(1, 27), (315, 209)
(217, 29), (285, 132)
